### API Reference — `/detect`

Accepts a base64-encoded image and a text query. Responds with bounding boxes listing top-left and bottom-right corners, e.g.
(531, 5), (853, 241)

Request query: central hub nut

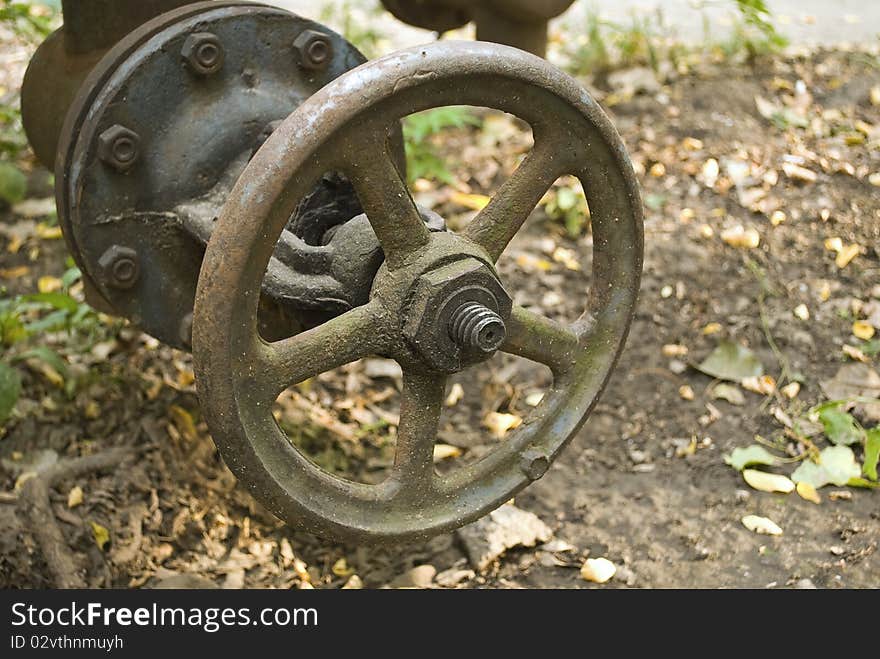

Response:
(403, 258), (512, 372)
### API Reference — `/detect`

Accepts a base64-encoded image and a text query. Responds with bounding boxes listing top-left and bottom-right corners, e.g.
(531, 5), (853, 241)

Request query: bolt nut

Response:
(293, 29), (334, 70)
(98, 125), (141, 172)
(182, 32), (225, 75)
(403, 258), (512, 372)
(520, 449), (550, 481)
(97, 245), (140, 290)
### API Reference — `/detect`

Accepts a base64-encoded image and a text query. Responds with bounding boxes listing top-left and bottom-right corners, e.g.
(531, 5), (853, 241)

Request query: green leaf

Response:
(22, 291), (79, 313)
(695, 340), (764, 382)
(847, 477), (880, 489)
(0, 362), (21, 424)
(0, 161), (26, 205)
(15, 346), (68, 380)
(817, 406), (864, 446)
(791, 446), (862, 489)
(724, 444), (781, 471)
(864, 428), (880, 481)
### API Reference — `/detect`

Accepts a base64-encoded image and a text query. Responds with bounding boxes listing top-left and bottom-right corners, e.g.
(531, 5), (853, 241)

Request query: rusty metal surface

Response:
(21, 0), (195, 167)
(56, 2), (392, 348)
(193, 40), (644, 544)
(379, 0), (576, 54)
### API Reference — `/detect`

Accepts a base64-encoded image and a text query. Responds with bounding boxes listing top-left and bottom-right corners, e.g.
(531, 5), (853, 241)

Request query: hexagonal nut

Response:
(97, 245), (140, 290)
(293, 29), (334, 70)
(181, 32), (225, 75)
(403, 258), (512, 372)
(97, 125), (141, 172)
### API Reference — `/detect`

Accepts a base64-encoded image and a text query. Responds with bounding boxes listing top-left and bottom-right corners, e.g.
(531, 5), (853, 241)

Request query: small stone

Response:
(614, 565), (637, 586)
(829, 546), (845, 556)
(742, 514), (783, 536)
(669, 359), (687, 374)
(390, 564), (436, 589)
(457, 504), (553, 571)
(342, 575), (363, 589)
(435, 568), (475, 588)
(735, 489), (751, 503)
(580, 557), (617, 584)
(795, 578), (817, 589)
(67, 486), (84, 509)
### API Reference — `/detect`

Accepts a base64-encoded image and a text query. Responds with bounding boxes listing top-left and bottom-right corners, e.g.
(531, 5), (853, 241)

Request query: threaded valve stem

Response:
(448, 302), (506, 353)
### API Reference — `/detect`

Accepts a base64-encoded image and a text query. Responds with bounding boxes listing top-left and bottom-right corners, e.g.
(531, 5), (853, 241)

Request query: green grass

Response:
(402, 107), (481, 185)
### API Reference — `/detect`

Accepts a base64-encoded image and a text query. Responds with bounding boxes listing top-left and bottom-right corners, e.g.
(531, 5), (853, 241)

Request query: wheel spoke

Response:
(344, 133), (430, 269)
(390, 371), (447, 495)
(464, 140), (562, 261)
(252, 302), (387, 400)
(501, 305), (579, 376)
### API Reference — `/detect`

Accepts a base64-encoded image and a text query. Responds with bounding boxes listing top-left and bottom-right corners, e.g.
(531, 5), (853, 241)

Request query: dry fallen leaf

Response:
(702, 322), (722, 335)
(853, 321), (875, 340)
(835, 243), (861, 268)
(445, 383), (464, 407)
(552, 246), (580, 271)
(450, 192), (491, 211)
(514, 253), (552, 273)
(524, 392), (544, 407)
(796, 481), (821, 504)
(662, 344), (688, 357)
(483, 412), (522, 439)
(780, 382), (801, 399)
(433, 444), (462, 462)
(168, 405), (198, 442)
(37, 276), (62, 294)
(842, 344), (869, 363)
(782, 162), (817, 183)
(743, 469), (795, 494)
(741, 375), (776, 396)
(580, 557), (617, 584)
(332, 557), (354, 577)
(35, 223), (62, 240)
(720, 225), (760, 249)
(90, 522), (111, 551)
(741, 514), (783, 535)
(67, 486), (84, 509)
(0, 266), (29, 279)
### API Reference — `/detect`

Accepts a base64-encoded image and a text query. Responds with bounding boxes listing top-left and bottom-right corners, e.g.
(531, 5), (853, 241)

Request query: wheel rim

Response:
(194, 41), (643, 544)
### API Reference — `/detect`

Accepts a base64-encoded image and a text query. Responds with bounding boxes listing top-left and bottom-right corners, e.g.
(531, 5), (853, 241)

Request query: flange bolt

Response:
(182, 32), (225, 75)
(97, 245), (140, 290)
(293, 29), (334, 70)
(448, 302), (506, 354)
(98, 125), (140, 172)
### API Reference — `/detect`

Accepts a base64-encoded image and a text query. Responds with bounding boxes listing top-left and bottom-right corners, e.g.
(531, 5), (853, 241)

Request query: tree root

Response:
(17, 448), (131, 589)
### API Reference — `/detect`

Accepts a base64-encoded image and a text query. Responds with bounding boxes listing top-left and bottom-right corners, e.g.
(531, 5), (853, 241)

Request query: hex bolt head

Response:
(182, 32), (225, 75)
(520, 449), (550, 481)
(98, 125), (141, 172)
(97, 245), (140, 290)
(293, 29), (334, 70)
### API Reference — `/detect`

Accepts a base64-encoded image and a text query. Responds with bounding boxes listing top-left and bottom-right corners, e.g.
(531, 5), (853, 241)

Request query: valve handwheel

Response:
(193, 41), (643, 544)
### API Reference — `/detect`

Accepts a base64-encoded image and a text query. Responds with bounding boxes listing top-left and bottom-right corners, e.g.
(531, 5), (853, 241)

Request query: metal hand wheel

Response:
(193, 41), (643, 544)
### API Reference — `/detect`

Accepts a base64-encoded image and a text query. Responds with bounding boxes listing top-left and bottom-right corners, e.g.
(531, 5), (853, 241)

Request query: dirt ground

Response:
(1, 46), (879, 589)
